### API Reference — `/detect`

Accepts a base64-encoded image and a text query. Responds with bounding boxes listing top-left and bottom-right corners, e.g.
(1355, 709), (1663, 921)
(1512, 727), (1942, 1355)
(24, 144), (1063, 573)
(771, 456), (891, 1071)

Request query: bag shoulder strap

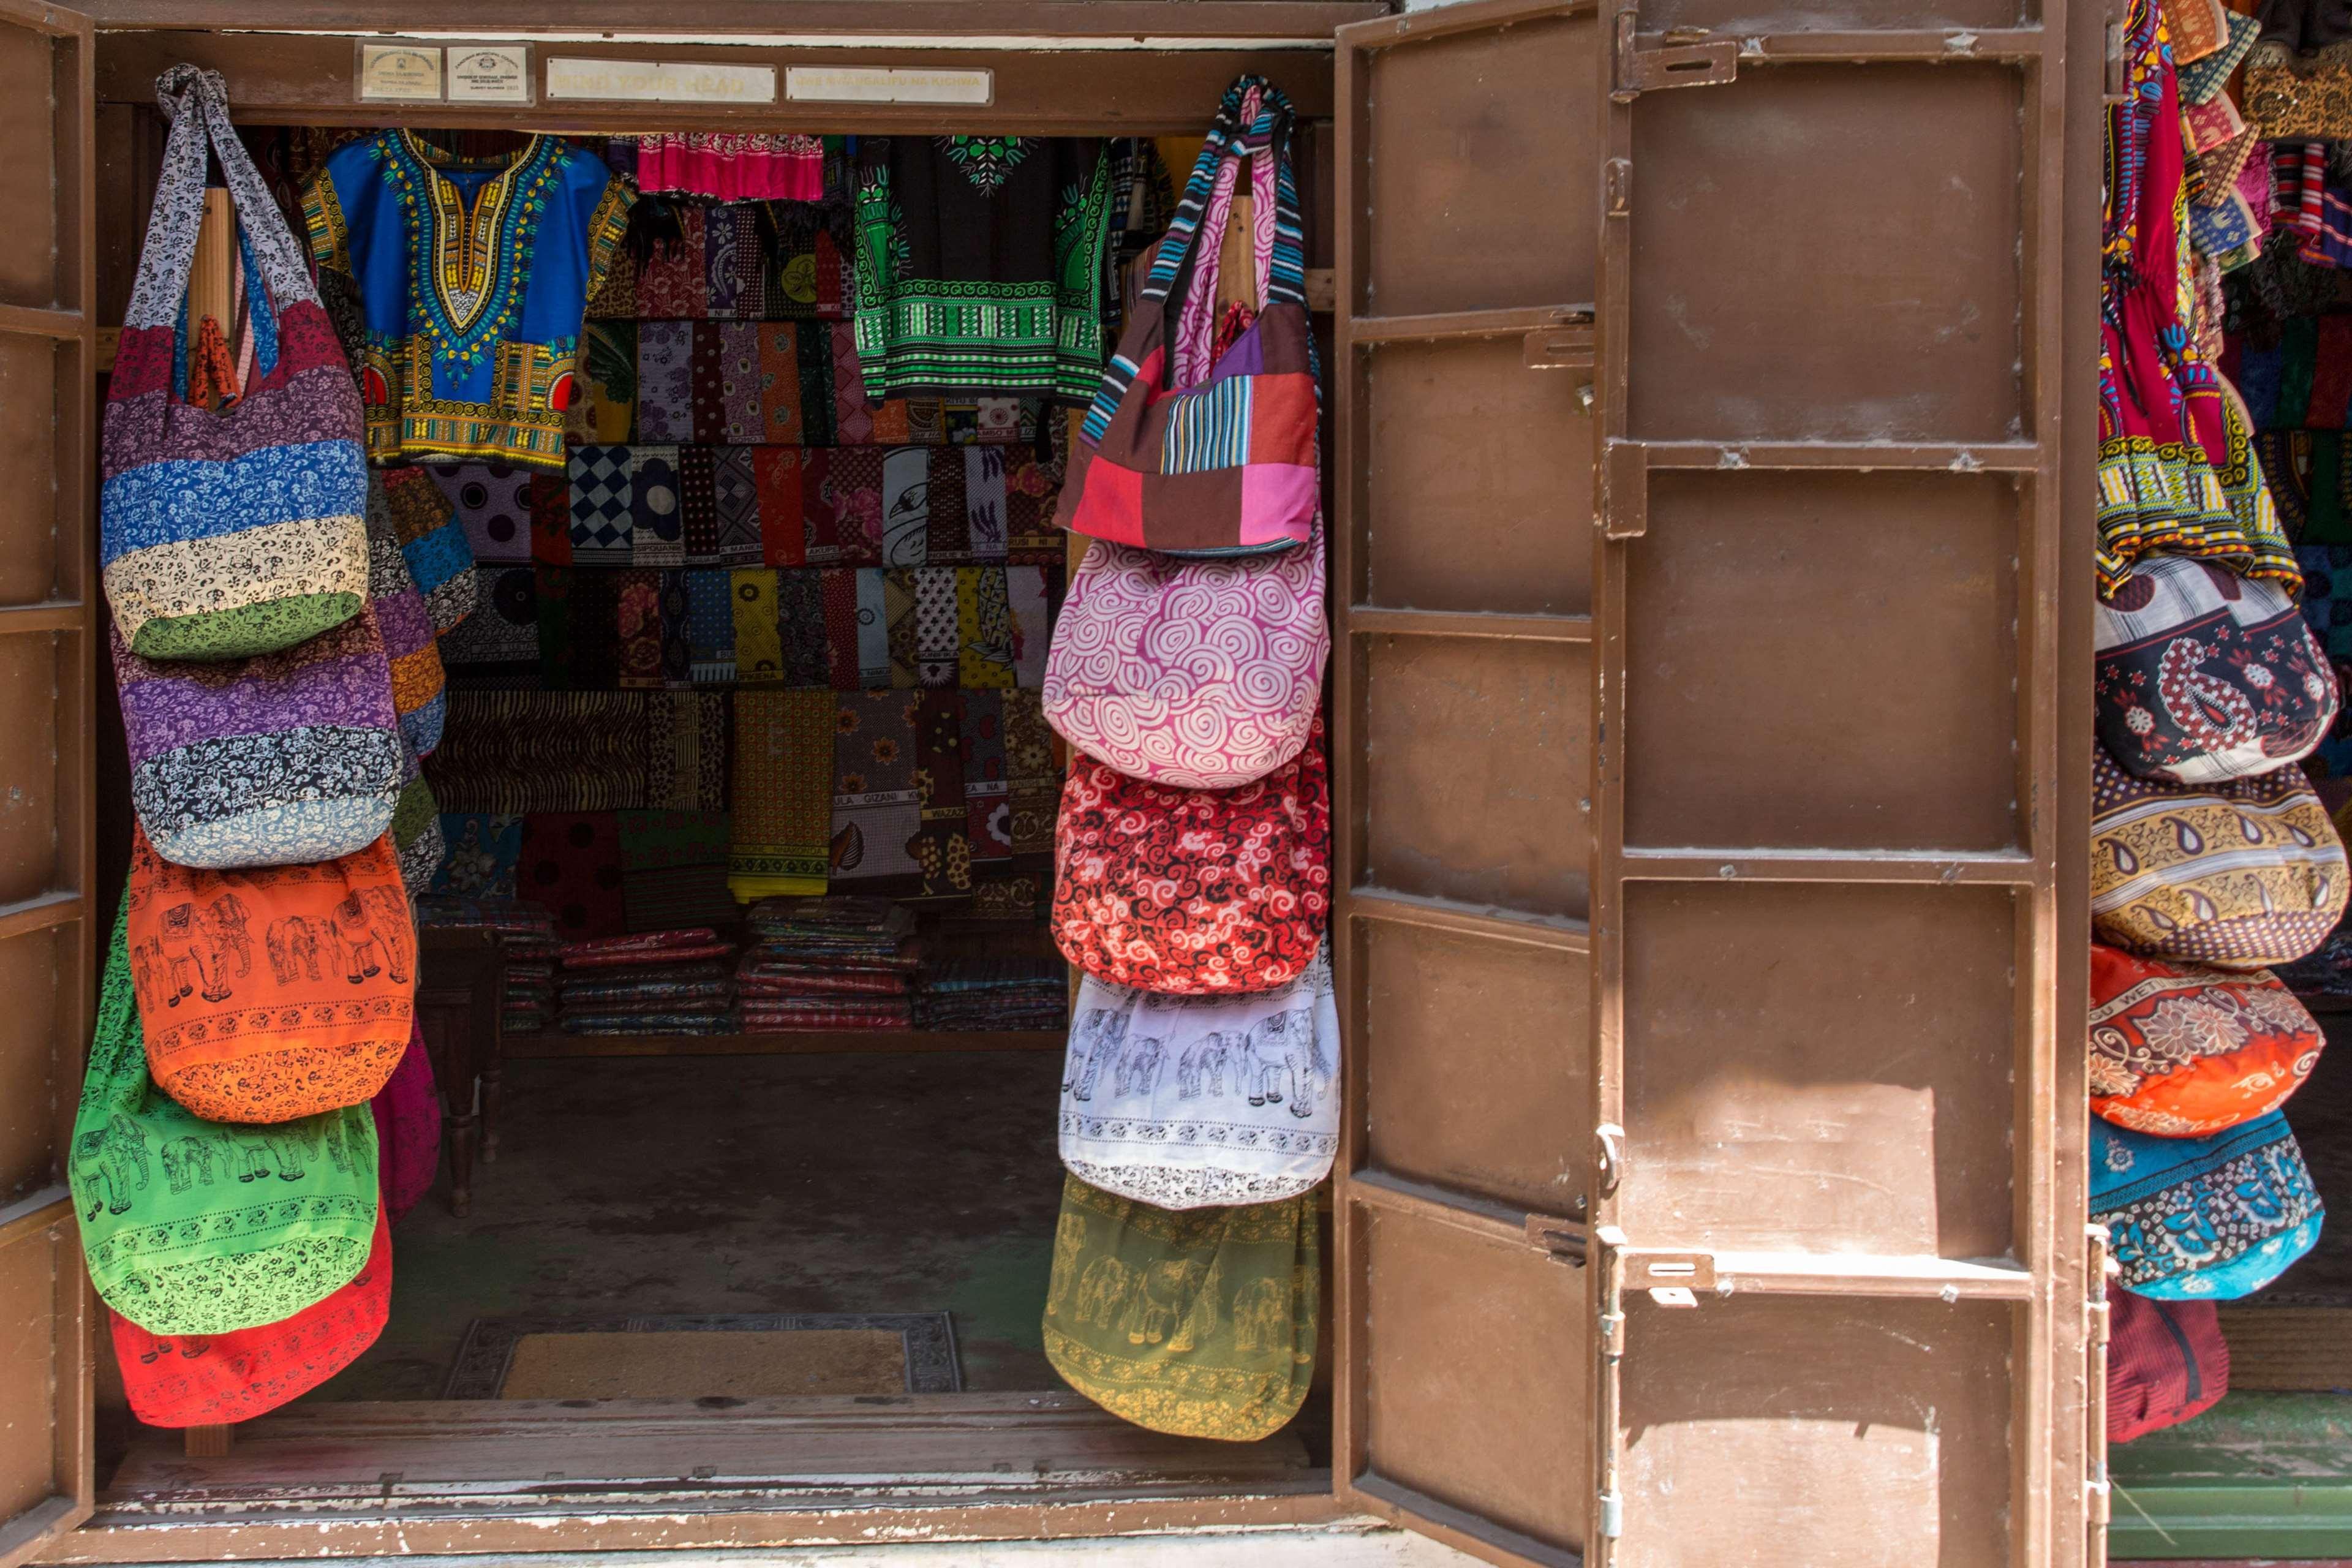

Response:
(1142, 75), (1305, 312)
(124, 65), (321, 333)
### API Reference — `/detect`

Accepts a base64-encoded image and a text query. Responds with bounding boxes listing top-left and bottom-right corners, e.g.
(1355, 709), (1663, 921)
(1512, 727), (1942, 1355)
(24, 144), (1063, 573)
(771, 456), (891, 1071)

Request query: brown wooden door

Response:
(1333, 2), (2101, 1565)
(1329, 4), (1604, 1564)
(0, 3), (97, 1565)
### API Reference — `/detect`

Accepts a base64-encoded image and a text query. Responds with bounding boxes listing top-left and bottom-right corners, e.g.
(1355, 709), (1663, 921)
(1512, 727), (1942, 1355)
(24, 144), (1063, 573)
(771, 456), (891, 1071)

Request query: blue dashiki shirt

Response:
(304, 131), (631, 470)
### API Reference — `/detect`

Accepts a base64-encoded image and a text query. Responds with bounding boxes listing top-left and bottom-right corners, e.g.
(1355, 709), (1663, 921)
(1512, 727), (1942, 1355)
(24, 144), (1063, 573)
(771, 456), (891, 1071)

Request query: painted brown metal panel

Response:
(1332, 6), (1601, 1566)
(77, 0), (1392, 36)
(0, 5), (97, 1567)
(1589, 2), (2089, 1565)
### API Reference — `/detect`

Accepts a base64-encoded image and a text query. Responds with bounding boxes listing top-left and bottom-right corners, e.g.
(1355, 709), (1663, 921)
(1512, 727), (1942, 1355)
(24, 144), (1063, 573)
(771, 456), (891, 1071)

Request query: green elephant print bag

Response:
(72, 901), (380, 1336)
(1042, 1173), (1317, 1441)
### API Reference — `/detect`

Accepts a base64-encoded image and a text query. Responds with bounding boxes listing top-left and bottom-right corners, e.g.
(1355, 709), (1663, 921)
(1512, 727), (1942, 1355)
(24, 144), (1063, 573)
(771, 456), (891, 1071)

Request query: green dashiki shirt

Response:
(853, 136), (1112, 405)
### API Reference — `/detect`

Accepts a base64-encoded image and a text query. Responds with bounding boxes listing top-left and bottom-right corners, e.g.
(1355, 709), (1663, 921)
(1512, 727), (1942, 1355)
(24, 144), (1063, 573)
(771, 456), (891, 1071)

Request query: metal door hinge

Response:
(1604, 157), (1632, 219)
(1613, 9), (1738, 102)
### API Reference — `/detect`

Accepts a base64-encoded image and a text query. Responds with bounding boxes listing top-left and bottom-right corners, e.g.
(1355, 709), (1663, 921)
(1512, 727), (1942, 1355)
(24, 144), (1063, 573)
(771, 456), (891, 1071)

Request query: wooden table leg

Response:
(184, 1424), (232, 1458)
(480, 1054), (502, 1164)
(443, 1088), (477, 1218)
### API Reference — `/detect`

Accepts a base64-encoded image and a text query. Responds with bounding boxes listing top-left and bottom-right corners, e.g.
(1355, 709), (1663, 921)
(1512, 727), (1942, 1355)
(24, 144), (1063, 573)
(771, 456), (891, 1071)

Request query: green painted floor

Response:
(317, 1050), (1068, 1402)
(2111, 1392), (2352, 1559)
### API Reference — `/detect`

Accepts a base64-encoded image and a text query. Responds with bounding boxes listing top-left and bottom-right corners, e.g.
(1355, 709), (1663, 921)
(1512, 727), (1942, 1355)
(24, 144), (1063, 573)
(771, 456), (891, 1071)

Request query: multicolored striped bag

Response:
(112, 607), (403, 870)
(1054, 78), (1317, 557)
(102, 67), (368, 662)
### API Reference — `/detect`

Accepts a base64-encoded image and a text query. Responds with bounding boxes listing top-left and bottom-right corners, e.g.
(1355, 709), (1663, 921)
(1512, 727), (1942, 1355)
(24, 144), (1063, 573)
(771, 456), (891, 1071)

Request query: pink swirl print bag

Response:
(1044, 527), (1327, 790)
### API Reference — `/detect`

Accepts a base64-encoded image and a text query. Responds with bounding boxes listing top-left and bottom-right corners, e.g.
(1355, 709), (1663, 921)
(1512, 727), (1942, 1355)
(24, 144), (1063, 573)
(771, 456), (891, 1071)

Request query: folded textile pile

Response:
(736, 897), (919, 1030)
(555, 927), (739, 1035)
(413, 894), (560, 1035)
(915, 957), (1069, 1031)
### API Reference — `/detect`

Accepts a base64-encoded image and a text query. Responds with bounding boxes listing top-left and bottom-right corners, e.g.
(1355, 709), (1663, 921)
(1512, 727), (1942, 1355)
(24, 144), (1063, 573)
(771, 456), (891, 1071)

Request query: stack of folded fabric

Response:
(914, 957), (1069, 1031)
(413, 894), (561, 1035)
(554, 927), (738, 1036)
(736, 897), (919, 1031)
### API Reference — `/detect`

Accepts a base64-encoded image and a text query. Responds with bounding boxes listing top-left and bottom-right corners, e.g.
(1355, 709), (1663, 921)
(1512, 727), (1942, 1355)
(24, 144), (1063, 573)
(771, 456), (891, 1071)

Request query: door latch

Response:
(1526, 1211), (1589, 1265)
(1613, 10), (1739, 103)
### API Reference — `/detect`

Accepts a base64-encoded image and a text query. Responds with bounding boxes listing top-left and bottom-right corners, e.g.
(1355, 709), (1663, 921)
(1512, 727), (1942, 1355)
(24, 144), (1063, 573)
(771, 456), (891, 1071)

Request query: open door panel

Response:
(0, 4), (97, 1566)
(1589, 4), (2094, 1567)
(1329, 4), (1601, 1566)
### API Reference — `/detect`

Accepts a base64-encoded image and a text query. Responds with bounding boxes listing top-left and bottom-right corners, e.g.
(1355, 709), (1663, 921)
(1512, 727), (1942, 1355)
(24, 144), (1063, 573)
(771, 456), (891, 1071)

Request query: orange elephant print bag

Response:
(127, 827), (415, 1123)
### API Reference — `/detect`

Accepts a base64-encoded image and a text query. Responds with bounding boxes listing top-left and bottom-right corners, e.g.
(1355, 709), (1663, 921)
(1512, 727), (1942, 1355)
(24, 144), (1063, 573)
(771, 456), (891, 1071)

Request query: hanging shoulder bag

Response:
(104, 67), (369, 662)
(1053, 77), (1317, 556)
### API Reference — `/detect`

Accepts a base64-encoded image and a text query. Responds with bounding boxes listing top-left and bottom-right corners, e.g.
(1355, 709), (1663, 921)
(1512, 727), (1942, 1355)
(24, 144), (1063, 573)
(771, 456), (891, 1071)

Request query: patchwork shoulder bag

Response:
(103, 66), (368, 662)
(109, 1207), (389, 1428)
(73, 903), (379, 1336)
(111, 605), (403, 870)
(1054, 77), (1317, 556)
(1054, 713), (1330, 995)
(1042, 1173), (1317, 1442)
(1060, 944), (1339, 1208)
(127, 827), (415, 1125)
(2090, 742), (2348, 967)
(2094, 554), (2338, 785)
(2090, 944), (2323, 1136)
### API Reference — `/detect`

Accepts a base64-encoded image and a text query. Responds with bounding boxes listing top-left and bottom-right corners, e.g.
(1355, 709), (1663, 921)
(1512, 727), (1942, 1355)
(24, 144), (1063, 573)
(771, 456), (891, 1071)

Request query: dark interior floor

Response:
(321, 1049), (1071, 1401)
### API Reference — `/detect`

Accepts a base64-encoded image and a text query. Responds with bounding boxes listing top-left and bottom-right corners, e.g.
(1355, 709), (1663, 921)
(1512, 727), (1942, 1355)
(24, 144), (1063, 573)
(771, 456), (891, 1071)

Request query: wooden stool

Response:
(415, 927), (507, 1218)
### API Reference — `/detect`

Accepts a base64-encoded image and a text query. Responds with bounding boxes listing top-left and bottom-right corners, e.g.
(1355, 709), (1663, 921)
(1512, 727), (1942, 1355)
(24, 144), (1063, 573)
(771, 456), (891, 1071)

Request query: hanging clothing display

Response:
(304, 130), (631, 468)
(853, 136), (1114, 403)
(2092, 1110), (2325, 1298)
(633, 133), (826, 202)
(2089, 944), (2324, 1136)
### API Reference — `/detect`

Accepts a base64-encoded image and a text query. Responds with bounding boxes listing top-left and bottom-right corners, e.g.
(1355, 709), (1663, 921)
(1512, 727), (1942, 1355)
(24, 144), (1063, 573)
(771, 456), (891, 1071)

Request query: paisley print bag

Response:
(1042, 1173), (1317, 1441)
(2092, 1110), (2323, 1298)
(2094, 554), (2337, 785)
(128, 827), (415, 1125)
(2090, 744), (2347, 968)
(1054, 715), (1330, 994)
(1054, 78), (1317, 557)
(72, 904), (379, 1336)
(111, 606), (402, 870)
(2090, 944), (2323, 1136)
(103, 67), (368, 662)
(109, 1207), (389, 1427)
(1060, 944), (1339, 1208)
(1044, 529), (1327, 790)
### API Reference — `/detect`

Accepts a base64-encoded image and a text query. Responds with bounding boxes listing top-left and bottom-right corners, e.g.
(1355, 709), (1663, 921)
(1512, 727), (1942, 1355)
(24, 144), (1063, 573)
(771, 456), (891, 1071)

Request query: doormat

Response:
(2215, 1306), (2352, 1392)
(442, 1313), (963, 1400)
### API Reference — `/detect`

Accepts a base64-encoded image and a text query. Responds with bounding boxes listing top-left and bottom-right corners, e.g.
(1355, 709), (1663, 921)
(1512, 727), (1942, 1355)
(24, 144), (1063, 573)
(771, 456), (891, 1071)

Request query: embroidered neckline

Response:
(390, 130), (554, 358)
(937, 135), (1034, 195)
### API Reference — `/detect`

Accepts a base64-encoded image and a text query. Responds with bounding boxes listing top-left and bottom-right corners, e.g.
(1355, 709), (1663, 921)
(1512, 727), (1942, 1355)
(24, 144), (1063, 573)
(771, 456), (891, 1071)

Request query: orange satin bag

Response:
(127, 826), (415, 1123)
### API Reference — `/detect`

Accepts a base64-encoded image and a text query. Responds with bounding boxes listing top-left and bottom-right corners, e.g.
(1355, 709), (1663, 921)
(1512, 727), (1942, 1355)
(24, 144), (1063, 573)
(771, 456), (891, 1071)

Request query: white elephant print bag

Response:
(1058, 944), (1338, 1208)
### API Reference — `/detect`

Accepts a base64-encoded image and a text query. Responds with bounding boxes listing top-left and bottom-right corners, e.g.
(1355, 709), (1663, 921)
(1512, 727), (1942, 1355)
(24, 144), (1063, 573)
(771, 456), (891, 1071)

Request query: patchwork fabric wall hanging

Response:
(2090, 743), (2348, 967)
(127, 827), (414, 1123)
(1042, 1173), (1317, 1442)
(104, 67), (369, 662)
(111, 608), (403, 870)
(2090, 944), (2324, 1136)
(74, 907), (379, 1336)
(2092, 1110), (2324, 1298)
(1060, 943), (1339, 1208)
(1054, 715), (1329, 994)
(2093, 554), (2337, 784)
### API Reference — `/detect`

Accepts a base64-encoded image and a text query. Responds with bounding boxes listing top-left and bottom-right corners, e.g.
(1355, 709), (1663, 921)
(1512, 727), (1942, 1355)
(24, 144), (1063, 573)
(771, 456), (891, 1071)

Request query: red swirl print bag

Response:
(1053, 714), (1329, 993)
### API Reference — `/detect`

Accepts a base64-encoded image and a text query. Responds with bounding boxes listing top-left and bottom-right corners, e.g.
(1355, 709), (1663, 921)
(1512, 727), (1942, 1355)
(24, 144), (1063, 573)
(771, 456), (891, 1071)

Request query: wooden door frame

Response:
(64, 17), (1357, 1560)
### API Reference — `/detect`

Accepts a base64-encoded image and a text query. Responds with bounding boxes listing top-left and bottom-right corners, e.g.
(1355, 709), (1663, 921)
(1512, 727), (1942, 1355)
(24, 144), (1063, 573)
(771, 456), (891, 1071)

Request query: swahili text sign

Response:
(786, 66), (993, 104)
(546, 58), (777, 103)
